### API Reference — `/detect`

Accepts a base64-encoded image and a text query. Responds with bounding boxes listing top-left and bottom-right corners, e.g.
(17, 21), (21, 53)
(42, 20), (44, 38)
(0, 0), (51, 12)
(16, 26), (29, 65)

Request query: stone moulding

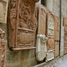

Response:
(36, 34), (47, 61)
(0, 0), (9, 23)
(8, 0), (39, 50)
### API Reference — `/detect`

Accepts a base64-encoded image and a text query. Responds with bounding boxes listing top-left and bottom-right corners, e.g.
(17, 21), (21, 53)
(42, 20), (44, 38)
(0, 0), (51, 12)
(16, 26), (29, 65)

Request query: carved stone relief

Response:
(64, 18), (67, 54)
(0, 0), (8, 23)
(54, 16), (60, 41)
(54, 16), (60, 57)
(47, 13), (54, 36)
(47, 13), (55, 50)
(46, 50), (54, 62)
(8, 0), (39, 50)
(46, 12), (55, 61)
(36, 34), (47, 61)
(36, 5), (47, 61)
(0, 27), (6, 67)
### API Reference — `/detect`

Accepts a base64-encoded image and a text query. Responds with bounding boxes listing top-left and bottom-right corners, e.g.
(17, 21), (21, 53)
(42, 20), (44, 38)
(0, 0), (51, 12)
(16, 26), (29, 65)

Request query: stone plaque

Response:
(64, 18), (67, 54)
(54, 41), (59, 57)
(47, 13), (55, 50)
(47, 36), (54, 50)
(8, 0), (39, 50)
(46, 50), (54, 62)
(36, 5), (47, 61)
(0, 0), (8, 23)
(47, 13), (54, 36)
(0, 27), (7, 67)
(38, 5), (46, 35)
(54, 16), (60, 40)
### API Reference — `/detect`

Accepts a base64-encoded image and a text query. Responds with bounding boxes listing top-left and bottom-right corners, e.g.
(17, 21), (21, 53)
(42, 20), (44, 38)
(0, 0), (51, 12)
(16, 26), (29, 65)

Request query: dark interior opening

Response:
(41, 0), (46, 6)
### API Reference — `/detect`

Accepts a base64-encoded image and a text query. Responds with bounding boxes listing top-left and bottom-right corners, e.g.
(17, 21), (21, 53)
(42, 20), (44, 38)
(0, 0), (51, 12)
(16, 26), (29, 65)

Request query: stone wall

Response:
(6, 0), (67, 67)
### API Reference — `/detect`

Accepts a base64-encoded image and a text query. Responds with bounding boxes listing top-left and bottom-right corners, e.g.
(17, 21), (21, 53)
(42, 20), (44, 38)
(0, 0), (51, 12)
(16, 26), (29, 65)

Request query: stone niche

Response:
(0, 0), (8, 23)
(8, 0), (39, 50)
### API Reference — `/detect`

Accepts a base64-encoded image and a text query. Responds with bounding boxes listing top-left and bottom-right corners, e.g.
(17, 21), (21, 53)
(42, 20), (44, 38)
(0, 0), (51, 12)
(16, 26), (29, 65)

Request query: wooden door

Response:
(8, 0), (38, 50)
(54, 16), (60, 57)
(47, 13), (55, 50)
(64, 18), (67, 54)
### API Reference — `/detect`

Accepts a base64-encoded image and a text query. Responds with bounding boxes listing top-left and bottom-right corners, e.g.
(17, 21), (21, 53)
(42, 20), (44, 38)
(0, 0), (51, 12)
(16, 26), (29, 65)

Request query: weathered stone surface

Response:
(36, 5), (47, 61)
(0, 27), (7, 67)
(46, 50), (54, 62)
(8, 0), (39, 50)
(36, 34), (47, 61)
(0, 0), (9, 23)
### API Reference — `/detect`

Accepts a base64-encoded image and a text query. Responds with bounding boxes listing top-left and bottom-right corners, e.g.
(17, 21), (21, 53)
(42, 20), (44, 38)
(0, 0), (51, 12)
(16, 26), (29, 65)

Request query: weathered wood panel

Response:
(8, 0), (39, 50)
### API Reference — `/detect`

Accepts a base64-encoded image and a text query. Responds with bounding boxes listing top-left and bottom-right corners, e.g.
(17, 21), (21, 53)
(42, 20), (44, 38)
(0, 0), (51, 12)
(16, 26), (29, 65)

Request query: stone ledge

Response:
(32, 54), (67, 67)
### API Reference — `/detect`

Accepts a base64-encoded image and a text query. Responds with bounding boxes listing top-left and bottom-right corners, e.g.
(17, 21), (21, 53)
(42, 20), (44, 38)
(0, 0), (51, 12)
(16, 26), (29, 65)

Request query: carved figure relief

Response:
(8, 0), (39, 50)
(0, 27), (7, 67)
(64, 18), (67, 54)
(0, 0), (8, 23)
(36, 5), (47, 61)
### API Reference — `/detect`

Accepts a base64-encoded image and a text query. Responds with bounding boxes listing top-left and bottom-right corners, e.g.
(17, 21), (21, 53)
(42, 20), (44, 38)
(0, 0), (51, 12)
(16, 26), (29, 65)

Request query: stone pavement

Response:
(56, 59), (67, 67)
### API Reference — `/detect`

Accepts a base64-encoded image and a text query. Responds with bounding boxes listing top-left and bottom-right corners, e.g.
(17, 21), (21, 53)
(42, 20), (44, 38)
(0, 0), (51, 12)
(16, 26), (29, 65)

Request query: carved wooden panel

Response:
(0, 0), (8, 23)
(47, 13), (55, 50)
(64, 18), (67, 54)
(38, 5), (46, 35)
(54, 41), (59, 57)
(0, 27), (6, 67)
(54, 16), (60, 40)
(8, 0), (39, 50)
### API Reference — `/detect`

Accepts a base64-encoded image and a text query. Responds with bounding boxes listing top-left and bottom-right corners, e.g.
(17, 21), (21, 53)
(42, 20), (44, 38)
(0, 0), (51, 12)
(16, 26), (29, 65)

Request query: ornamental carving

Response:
(8, 0), (39, 50)
(0, 27), (7, 67)
(0, 0), (8, 23)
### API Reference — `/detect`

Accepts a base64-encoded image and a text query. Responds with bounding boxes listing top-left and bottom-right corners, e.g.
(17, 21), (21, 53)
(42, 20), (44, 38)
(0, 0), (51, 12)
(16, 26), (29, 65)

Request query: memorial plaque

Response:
(46, 50), (54, 62)
(64, 18), (67, 54)
(0, 28), (7, 67)
(47, 13), (55, 50)
(0, 0), (8, 23)
(38, 5), (46, 35)
(54, 16), (60, 40)
(8, 0), (39, 50)
(36, 5), (47, 61)
(47, 13), (54, 36)
(47, 36), (54, 50)
(54, 41), (59, 57)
